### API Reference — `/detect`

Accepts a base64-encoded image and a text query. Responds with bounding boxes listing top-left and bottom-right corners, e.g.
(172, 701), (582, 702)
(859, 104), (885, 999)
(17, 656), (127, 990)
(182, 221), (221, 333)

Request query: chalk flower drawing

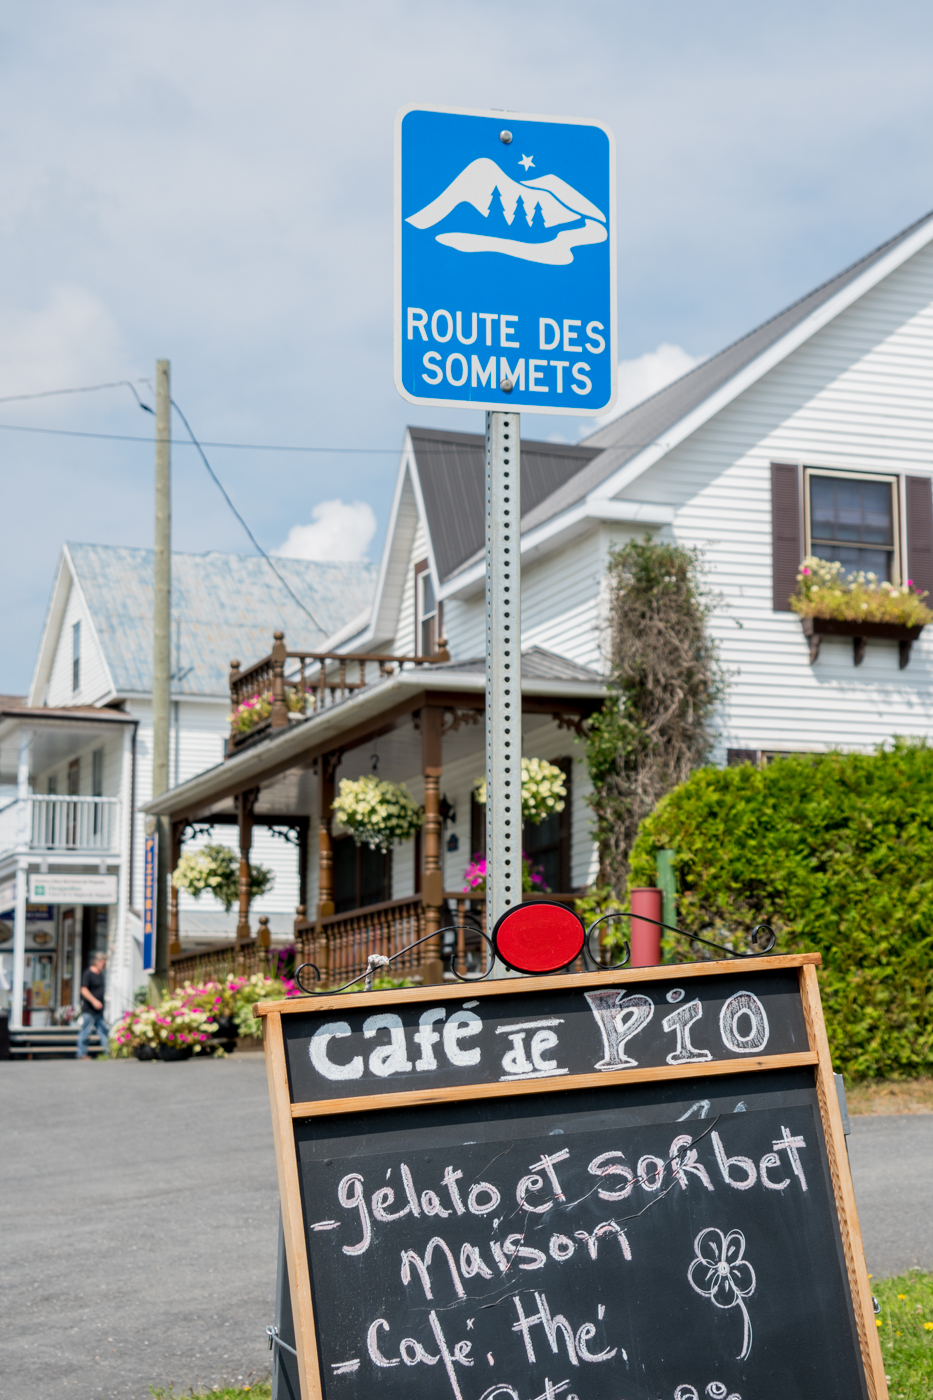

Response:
(688, 1228), (757, 1361)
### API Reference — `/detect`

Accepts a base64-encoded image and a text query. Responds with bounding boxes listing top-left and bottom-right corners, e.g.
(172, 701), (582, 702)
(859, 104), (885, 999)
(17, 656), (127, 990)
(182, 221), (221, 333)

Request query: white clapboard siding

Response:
(617, 237), (933, 755)
(390, 516), (428, 657)
(45, 579), (112, 707)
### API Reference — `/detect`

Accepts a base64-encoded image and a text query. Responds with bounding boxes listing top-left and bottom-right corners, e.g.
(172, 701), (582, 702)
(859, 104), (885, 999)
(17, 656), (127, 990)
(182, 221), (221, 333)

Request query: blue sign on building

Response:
(143, 830), (157, 973)
(395, 105), (616, 416)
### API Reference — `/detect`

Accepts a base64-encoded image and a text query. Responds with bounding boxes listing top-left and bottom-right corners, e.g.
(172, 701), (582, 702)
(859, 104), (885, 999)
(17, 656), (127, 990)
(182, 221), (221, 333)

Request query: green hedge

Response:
(629, 742), (933, 1080)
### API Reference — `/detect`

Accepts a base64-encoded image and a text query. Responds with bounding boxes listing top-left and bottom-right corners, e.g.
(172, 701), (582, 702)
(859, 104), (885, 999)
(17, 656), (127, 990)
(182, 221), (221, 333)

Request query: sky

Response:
(4, 0), (933, 692)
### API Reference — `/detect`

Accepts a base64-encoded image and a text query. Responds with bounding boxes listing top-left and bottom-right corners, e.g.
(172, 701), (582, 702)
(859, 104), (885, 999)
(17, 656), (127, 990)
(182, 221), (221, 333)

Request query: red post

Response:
(630, 887), (663, 966)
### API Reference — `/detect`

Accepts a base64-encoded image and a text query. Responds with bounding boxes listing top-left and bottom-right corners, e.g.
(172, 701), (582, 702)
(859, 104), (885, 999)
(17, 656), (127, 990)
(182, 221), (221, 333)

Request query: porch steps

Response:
(8, 1026), (106, 1059)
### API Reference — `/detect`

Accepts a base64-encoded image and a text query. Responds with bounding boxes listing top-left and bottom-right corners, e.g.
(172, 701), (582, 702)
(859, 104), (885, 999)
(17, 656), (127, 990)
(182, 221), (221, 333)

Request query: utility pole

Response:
(153, 359), (171, 982)
(485, 409), (522, 971)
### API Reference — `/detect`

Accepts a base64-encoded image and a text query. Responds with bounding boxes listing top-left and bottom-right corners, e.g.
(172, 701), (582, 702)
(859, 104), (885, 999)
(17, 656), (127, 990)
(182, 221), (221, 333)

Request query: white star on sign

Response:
(519, 154), (534, 171)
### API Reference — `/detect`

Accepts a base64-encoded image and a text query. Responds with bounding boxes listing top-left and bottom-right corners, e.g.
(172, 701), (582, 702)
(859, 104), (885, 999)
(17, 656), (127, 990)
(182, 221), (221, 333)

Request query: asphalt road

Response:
(1, 1057), (930, 1400)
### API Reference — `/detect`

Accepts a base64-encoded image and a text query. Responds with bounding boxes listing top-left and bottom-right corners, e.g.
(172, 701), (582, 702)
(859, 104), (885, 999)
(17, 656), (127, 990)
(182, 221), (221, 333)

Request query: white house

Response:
(0, 543), (377, 1029)
(146, 204), (933, 988)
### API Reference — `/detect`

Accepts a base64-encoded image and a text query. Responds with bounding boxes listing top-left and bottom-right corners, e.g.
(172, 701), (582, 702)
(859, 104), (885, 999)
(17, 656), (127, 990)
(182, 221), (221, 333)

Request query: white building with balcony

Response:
(0, 704), (135, 1030)
(0, 541), (377, 1033)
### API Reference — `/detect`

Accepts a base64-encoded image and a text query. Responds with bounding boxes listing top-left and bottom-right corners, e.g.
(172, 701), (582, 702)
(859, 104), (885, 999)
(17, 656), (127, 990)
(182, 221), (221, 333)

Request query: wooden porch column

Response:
(420, 705), (444, 986)
(168, 820), (183, 958)
(316, 755), (336, 984)
(236, 789), (258, 944)
(270, 631), (288, 729)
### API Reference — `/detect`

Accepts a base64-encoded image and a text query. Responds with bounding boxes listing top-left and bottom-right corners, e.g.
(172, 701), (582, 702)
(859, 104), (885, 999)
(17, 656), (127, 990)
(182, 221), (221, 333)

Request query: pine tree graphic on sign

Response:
(488, 185), (511, 232)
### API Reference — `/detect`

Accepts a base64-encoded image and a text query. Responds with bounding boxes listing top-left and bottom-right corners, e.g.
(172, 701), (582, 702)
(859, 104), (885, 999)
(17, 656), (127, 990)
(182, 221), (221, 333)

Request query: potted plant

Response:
(332, 775), (424, 852)
(791, 556), (933, 666)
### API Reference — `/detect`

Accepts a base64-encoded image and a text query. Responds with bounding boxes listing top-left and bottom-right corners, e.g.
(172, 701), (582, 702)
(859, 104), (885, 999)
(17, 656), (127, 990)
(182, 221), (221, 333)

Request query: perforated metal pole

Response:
(485, 410), (521, 967)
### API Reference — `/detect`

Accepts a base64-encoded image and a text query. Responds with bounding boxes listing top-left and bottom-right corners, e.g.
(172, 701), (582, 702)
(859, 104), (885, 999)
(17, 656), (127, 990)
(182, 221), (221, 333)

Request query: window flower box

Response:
(800, 615), (925, 668)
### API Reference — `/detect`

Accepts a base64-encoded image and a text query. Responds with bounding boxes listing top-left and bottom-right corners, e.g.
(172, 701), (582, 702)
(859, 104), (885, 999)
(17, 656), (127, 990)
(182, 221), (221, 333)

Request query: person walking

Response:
(76, 951), (108, 1059)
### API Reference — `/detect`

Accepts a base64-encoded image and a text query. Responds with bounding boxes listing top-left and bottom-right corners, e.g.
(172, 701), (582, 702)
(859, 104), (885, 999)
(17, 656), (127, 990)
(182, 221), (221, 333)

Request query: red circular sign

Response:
(492, 901), (586, 974)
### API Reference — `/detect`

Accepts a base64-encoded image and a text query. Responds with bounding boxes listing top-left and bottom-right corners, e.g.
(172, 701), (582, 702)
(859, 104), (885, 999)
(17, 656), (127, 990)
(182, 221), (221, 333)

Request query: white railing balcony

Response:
(0, 795), (121, 856)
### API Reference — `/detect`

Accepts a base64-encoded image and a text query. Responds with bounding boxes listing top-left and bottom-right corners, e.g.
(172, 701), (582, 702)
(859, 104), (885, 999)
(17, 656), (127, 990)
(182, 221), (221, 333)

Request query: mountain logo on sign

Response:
(406, 157), (607, 265)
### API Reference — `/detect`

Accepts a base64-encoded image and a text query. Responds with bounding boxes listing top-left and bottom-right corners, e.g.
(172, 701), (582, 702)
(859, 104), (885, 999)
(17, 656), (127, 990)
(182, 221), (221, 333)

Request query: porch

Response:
(145, 633), (606, 989)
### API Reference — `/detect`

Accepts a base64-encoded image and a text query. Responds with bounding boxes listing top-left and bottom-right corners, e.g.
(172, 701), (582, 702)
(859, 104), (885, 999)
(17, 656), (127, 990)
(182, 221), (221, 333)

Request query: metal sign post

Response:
(395, 105), (615, 973)
(485, 410), (521, 954)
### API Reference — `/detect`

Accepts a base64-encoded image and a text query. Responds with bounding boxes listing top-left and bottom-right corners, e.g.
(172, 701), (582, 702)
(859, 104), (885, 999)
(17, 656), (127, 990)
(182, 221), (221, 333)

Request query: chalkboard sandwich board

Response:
(257, 954), (887, 1400)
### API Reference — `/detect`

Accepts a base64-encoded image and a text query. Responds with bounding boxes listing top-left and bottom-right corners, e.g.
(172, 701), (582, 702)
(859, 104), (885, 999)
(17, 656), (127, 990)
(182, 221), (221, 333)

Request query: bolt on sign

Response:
(257, 954), (887, 1400)
(394, 106), (616, 415)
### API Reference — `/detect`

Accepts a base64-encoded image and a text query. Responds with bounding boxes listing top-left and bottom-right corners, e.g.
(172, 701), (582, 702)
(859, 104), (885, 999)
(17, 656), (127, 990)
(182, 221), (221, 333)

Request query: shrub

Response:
(629, 742), (933, 1080)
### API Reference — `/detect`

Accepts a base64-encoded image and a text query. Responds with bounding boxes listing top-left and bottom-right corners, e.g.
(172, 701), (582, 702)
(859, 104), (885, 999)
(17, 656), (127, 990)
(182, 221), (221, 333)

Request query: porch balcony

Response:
(146, 628), (606, 990)
(0, 794), (121, 857)
(227, 632), (450, 755)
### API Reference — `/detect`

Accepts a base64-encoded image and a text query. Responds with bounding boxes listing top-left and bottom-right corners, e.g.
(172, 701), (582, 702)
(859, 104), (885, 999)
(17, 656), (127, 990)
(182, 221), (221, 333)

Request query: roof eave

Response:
(440, 498), (675, 601)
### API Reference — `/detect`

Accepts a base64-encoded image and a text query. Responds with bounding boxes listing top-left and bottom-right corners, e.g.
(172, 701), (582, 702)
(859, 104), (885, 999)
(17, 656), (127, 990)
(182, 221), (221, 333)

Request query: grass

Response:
(847, 1076), (933, 1115)
(150, 1385), (270, 1399)
(874, 1270), (933, 1396)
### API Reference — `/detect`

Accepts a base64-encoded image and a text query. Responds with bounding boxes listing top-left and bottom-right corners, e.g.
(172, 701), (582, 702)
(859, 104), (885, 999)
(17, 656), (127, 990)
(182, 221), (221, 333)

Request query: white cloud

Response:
(275, 499), (377, 562)
(0, 284), (127, 404)
(592, 343), (704, 429)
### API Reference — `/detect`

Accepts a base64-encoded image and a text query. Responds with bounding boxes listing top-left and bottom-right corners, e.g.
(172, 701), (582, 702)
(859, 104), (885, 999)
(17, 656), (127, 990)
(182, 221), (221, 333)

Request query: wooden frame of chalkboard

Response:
(257, 953), (888, 1400)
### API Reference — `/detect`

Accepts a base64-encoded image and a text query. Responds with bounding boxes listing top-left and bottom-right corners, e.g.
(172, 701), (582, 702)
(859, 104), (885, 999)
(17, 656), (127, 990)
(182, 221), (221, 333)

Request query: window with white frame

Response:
(72, 620), (81, 692)
(414, 562), (438, 656)
(805, 468), (899, 581)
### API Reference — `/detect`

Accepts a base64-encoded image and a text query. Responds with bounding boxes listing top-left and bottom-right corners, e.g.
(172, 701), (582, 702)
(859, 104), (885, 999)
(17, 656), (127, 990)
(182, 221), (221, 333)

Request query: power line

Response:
(0, 379), (153, 410)
(0, 420), (404, 452)
(169, 398), (325, 634)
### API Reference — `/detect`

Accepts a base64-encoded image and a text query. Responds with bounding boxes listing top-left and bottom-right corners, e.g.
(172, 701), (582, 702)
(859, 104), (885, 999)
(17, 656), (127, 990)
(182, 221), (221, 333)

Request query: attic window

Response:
(805, 469), (898, 581)
(414, 560), (438, 657)
(72, 620), (81, 692)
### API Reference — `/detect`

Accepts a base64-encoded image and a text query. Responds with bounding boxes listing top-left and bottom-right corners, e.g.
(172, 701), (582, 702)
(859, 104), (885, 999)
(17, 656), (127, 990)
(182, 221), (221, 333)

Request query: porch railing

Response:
(227, 631), (450, 753)
(168, 892), (578, 993)
(0, 795), (121, 855)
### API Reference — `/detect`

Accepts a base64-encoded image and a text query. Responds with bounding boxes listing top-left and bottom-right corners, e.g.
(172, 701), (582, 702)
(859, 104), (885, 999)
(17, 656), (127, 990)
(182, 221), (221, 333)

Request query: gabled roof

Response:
(32, 544), (378, 702)
(403, 207), (933, 589)
(410, 428), (600, 582)
(524, 205), (933, 528)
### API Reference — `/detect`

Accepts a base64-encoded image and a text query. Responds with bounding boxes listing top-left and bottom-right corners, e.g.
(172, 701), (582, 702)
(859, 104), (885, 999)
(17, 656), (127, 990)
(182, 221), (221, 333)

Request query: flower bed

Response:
(473, 757), (567, 825)
(110, 972), (300, 1057)
(790, 556), (933, 626)
(332, 775), (423, 852)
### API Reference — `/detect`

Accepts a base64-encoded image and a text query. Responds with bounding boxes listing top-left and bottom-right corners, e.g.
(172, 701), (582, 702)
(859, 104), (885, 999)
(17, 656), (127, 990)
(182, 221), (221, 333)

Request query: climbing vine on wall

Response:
(585, 537), (725, 894)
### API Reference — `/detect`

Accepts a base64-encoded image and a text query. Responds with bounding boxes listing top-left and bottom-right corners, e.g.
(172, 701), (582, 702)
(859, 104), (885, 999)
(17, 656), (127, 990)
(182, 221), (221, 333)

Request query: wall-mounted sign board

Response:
(258, 955), (887, 1400)
(28, 873), (117, 904)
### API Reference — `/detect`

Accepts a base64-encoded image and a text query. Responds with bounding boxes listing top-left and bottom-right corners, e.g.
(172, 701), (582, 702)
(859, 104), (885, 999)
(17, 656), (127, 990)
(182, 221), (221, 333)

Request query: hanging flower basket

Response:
(473, 756), (567, 826)
(172, 844), (274, 914)
(332, 775), (424, 852)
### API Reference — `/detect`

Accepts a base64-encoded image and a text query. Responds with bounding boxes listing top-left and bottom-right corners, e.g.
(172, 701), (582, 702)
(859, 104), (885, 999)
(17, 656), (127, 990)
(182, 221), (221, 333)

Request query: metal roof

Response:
(410, 428), (600, 582)
(435, 645), (605, 681)
(67, 543), (378, 699)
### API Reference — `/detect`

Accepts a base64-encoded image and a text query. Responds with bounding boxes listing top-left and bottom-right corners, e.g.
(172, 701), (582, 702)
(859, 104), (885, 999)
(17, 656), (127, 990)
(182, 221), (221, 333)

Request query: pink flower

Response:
(801, 567), (810, 575)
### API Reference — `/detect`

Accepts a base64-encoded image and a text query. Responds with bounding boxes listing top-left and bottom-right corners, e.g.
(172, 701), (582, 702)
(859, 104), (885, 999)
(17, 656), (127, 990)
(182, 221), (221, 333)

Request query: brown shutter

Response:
(771, 462), (802, 611)
(905, 475), (933, 596)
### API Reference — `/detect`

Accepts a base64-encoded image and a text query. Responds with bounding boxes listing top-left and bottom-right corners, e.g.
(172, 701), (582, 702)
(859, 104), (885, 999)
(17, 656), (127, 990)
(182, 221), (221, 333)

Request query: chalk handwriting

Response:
(719, 991), (770, 1054)
(662, 999), (713, 1065)
(585, 989), (655, 1068)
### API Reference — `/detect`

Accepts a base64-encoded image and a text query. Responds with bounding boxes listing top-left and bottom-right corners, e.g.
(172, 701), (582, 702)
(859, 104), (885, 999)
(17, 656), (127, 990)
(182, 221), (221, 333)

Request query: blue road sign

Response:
(395, 106), (616, 416)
